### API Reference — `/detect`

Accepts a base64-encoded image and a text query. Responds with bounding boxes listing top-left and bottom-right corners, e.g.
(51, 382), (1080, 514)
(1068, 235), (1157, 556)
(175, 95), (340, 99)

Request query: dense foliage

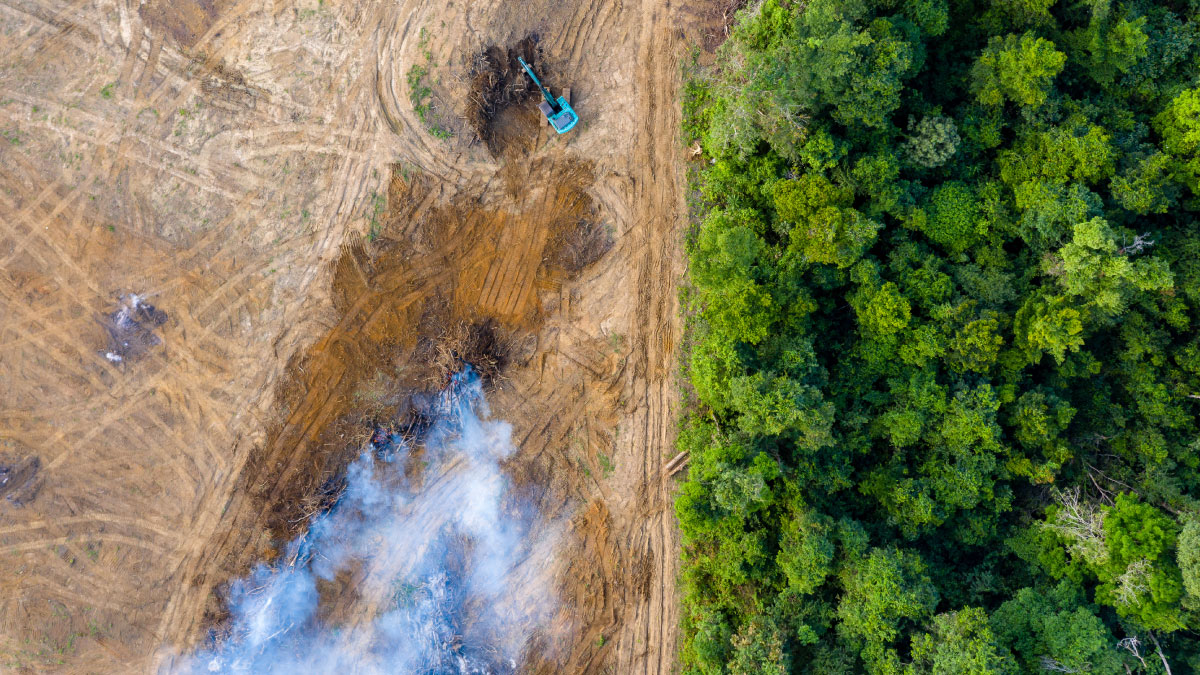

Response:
(677, 1), (1200, 672)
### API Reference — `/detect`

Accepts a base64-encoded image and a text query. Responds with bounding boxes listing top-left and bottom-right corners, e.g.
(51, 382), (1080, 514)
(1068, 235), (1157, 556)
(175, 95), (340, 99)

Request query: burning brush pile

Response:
(425, 319), (510, 389)
(180, 367), (557, 674)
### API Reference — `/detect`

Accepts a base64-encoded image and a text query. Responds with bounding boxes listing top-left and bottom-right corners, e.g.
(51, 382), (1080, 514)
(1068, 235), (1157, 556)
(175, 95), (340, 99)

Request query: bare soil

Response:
(0, 0), (716, 671)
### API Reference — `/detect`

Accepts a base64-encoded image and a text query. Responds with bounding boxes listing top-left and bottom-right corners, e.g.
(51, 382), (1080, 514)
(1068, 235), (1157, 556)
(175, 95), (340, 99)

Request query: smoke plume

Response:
(177, 369), (556, 674)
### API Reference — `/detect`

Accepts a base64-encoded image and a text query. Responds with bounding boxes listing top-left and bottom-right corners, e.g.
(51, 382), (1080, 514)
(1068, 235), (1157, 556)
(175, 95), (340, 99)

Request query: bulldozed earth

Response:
(0, 0), (724, 671)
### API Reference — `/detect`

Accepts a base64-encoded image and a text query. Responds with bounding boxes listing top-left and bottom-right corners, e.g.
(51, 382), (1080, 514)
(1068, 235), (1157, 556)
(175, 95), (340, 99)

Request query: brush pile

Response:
(427, 319), (510, 389)
(466, 36), (543, 154)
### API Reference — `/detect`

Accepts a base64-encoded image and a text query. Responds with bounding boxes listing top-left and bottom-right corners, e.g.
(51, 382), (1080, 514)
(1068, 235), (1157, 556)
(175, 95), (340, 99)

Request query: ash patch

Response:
(467, 36), (545, 156)
(0, 453), (41, 507)
(101, 294), (168, 364)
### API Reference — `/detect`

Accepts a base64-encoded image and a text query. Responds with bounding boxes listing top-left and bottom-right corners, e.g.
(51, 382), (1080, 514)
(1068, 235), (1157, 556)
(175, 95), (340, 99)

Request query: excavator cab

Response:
(518, 57), (578, 134)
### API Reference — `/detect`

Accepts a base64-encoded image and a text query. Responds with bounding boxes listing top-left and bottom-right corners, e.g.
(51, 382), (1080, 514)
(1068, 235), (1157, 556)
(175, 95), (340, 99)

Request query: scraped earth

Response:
(0, 0), (702, 672)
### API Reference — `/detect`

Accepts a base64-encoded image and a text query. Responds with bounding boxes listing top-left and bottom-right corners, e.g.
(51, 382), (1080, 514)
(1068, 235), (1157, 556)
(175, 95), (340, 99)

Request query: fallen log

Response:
(663, 451), (690, 478)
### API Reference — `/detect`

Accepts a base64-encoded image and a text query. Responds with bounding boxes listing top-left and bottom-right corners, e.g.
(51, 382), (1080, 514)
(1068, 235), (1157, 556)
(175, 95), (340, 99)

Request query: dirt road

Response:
(0, 0), (689, 671)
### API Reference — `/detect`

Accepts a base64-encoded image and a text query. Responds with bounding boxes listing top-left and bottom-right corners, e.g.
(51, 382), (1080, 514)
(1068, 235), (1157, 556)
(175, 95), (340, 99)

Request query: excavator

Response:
(517, 56), (578, 134)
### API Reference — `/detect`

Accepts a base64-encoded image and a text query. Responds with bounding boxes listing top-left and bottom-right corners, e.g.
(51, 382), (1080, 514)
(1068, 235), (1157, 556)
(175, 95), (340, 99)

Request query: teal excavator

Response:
(517, 56), (578, 134)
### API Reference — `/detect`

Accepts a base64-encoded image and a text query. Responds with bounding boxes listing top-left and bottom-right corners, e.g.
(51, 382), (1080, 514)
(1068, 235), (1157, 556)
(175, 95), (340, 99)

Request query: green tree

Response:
(774, 174), (879, 268)
(971, 32), (1066, 108)
(1111, 152), (1179, 215)
(990, 581), (1122, 674)
(1011, 181), (1101, 249)
(948, 317), (1004, 374)
(704, 0), (922, 156)
(727, 371), (835, 446)
(904, 0), (948, 37)
(685, 605), (734, 672)
(777, 508), (836, 594)
(919, 181), (984, 254)
(1048, 217), (1174, 318)
(920, 384), (1007, 515)
(852, 279), (913, 338)
(907, 607), (1017, 674)
(837, 547), (939, 665)
(710, 450), (781, 522)
(819, 16), (923, 128)
(1005, 390), (1075, 482)
(691, 208), (766, 289)
(1154, 87), (1200, 193)
(1094, 494), (1185, 631)
(1178, 515), (1200, 609)
(1000, 119), (1115, 188)
(1074, 14), (1150, 86)
(700, 277), (776, 345)
(729, 616), (789, 675)
(797, 125), (847, 172)
(702, 1), (806, 160)
(904, 114), (960, 168)
(689, 331), (744, 412)
(1013, 291), (1085, 364)
(690, 209), (778, 344)
(852, 151), (907, 217)
(1157, 88), (1200, 159)
(985, 0), (1057, 30)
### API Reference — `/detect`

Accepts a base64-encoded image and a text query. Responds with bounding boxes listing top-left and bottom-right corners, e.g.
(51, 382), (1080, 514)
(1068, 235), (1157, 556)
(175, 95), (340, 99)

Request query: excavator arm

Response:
(518, 57), (559, 112)
(517, 56), (578, 134)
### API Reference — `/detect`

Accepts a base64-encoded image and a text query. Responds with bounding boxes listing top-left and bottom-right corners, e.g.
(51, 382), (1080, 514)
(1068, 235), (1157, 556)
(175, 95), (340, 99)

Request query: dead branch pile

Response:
(427, 319), (511, 389)
(466, 36), (543, 153)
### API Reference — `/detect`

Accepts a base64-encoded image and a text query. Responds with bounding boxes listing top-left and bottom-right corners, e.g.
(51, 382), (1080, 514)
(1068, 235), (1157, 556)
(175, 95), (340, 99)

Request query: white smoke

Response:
(175, 369), (557, 674)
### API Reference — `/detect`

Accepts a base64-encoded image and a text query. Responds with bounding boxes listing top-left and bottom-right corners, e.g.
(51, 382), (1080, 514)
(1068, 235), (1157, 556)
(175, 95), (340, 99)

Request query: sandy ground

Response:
(0, 0), (699, 671)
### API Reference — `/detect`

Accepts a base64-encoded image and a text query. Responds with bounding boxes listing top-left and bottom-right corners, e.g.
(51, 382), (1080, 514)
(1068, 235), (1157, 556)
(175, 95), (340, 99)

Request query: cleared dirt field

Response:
(0, 0), (704, 672)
